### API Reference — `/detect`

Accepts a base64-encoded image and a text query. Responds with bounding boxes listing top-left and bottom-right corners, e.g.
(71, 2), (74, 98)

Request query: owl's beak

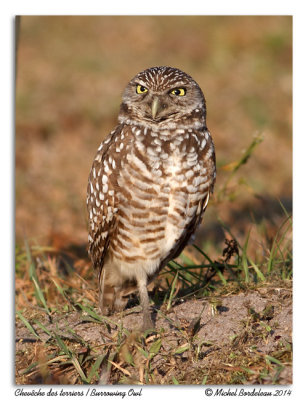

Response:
(151, 97), (162, 119)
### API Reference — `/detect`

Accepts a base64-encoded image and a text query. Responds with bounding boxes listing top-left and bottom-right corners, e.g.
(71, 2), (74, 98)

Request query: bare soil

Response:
(15, 283), (292, 385)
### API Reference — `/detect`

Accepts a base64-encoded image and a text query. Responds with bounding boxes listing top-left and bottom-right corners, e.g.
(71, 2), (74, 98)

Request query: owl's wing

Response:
(185, 128), (216, 243)
(162, 127), (215, 265)
(200, 129), (216, 196)
(86, 126), (121, 273)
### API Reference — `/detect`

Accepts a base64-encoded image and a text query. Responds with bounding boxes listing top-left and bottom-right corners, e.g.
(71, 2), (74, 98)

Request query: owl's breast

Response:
(159, 142), (210, 261)
(109, 126), (213, 277)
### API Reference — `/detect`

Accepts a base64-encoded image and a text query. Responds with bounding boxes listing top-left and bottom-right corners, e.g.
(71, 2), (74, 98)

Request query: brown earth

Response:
(15, 283), (292, 385)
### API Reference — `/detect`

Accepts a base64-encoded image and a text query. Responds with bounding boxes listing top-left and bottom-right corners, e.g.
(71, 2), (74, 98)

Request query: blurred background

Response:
(15, 16), (292, 261)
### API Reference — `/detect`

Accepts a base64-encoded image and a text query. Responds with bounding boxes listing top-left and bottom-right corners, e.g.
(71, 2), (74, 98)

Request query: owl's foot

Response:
(142, 310), (154, 332)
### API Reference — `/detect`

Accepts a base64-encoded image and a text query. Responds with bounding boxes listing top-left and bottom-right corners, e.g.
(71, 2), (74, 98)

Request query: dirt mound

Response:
(15, 284), (292, 385)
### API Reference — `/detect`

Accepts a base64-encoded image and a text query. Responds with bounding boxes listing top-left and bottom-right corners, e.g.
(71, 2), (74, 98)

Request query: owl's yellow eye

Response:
(136, 84), (148, 94)
(170, 88), (186, 96)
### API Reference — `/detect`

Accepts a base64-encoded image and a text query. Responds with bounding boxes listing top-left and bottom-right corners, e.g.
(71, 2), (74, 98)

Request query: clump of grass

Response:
(15, 228), (292, 384)
(157, 203), (291, 308)
(217, 132), (264, 202)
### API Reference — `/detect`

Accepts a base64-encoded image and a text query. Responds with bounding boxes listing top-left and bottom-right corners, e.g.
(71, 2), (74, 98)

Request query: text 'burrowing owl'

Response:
(87, 66), (216, 330)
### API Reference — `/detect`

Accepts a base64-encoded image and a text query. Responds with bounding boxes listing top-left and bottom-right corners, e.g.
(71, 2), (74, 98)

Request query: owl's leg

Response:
(113, 286), (130, 312)
(137, 276), (154, 330)
(99, 269), (115, 315)
(99, 268), (131, 314)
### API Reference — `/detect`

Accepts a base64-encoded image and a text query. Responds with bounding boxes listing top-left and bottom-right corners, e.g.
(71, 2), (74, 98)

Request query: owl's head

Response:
(118, 66), (206, 128)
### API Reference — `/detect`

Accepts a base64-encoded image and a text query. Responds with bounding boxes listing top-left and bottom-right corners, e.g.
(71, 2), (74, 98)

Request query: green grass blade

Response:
(53, 332), (88, 383)
(20, 361), (39, 375)
(265, 355), (284, 367)
(167, 272), (178, 311)
(136, 345), (149, 359)
(54, 333), (71, 355)
(51, 277), (66, 297)
(71, 354), (88, 383)
(166, 262), (195, 286)
(86, 354), (106, 383)
(233, 133), (263, 173)
(193, 244), (214, 264)
(16, 311), (41, 340)
(157, 309), (184, 334)
(23, 240), (52, 316)
(218, 133), (263, 200)
(212, 263), (228, 285)
(174, 343), (190, 354)
(267, 216), (292, 273)
(277, 198), (291, 219)
(77, 303), (131, 336)
(171, 259), (201, 282)
(248, 258), (266, 281)
(65, 326), (88, 347)
(242, 229), (251, 283)
(149, 339), (162, 356)
(24, 239), (36, 279)
(179, 252), (197, 266)
(32, 277), (51, 316)
(33, 319), (53, 338)
(77, 303), (104, 322)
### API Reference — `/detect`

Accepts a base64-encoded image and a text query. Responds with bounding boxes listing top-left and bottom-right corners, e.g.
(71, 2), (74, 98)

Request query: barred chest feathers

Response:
(89, 123), (215, 281)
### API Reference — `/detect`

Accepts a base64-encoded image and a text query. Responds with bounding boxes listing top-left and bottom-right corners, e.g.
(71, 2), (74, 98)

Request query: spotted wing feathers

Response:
(86, 128), (121, 271)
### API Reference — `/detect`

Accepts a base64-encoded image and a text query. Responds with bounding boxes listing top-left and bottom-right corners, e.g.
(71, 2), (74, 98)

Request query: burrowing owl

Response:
(87, 66), (216, 330)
